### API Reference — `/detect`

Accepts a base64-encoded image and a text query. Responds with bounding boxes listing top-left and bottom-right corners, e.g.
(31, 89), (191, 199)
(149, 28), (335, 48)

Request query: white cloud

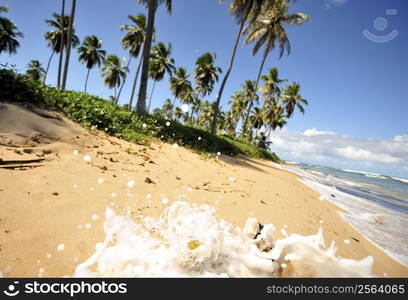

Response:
(304, 128), (336, 137)
(324, 0), (348, 9)
(269, 128), (408, 177)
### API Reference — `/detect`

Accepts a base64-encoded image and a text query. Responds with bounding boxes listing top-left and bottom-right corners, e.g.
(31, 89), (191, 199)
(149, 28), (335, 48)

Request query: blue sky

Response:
(1, 0), (408, 177)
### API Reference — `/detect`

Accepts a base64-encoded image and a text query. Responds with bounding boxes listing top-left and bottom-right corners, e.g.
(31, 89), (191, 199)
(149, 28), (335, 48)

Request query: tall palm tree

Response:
(25, 60), (45, 82)
(119, 14), (148, 107)
(0, 6), (23, 56)
(57, 0), (65, 89)
(211, 0), (270, 134)
(61, 0), (77, 91)
(161, 98), (174, 119)
(228, 91), (247, 136)
(169, 67), (192, 118)
(263, 101), (287, 138)
(137, 0), (172, 114)
(101, 55), (128, 103)
(78, 35), (106, 93)
(193, 52), (222, 98)
(197, 100), (214, 130)
(280, 82), (308, 118)
(148, 42), (176, 111)
(242, 0), (309, 136)
(44, 13), (79, 84)
(239, 80), (258, 136)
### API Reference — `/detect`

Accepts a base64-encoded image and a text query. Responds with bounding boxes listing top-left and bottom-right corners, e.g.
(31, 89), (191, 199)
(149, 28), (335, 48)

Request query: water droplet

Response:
(97, 178), (104, 184)
(166, 121), (171, 127)
(92, 214), (99, 221)
(181, 104), (189, 113)
(127, 180), (135, 188)
(83, 155), (92, 163)
(57, 244), (65, 252)
(172, 143), (179, 149)
(73, 150), (79, 155)
(142, 123), (147, 128)
(162, 198), (169, 205)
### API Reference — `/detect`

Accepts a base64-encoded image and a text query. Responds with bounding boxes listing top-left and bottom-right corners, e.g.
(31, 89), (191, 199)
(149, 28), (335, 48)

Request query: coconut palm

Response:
(61, 0), (77, 91)
(190, 96), (202, 125)
(228, 91), (247, 136)
(44, 13), (79, 84)
(193, 52), (222, 98)
(136, 0), (172, 114)
(174, 106), (183, 122)
(242, 0), (309, 135)
(78, 35), (106, 93)
(280, 82), (308, 118)
(101, 55), (128, 103)
(210, 0), (270, 134)
(248, 106), (265, 140)
(148, 42), (176, 111)
(239, 80), (258, 136)
(25, 60), (45, 82)
(0, 6), (23, 56)
(197, 100), (214, 130)
(119, 14), (148, 106)
(264, 101), (287, 138)
(161, 98), (174, 119)
(169, 67), (192, 118)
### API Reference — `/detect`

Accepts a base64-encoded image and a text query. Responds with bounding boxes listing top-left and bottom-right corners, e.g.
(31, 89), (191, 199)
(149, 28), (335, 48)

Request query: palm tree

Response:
(210, 0), (269, 134)
(197, 100), (214, 130)
(242, 0), (309, 136)
(239, 80), (258, 136)
(280, 82), (308, 118)
(25, 60), (45, 81)
(57, 0), (65, 89)
(78, 35), (106, 93)
(119, 14), (148, 106)
(61, 0), (77, 91)
(44, 13), (79, 84)
(263, 100), (287, 138)
(248, 106), (265, 140)
(193, 52), (222, 98)
(0, 6), (23, 56)
(101, 55), (128, 103)
(228, 91), (247, 136)
(148, 42), (176, 111)
(191, 96), (202, 125)
(137, 0), (172, 114)
(174, 106), (183, 122)
(161, 98), (173, 119)
(169, 67), (192, 118)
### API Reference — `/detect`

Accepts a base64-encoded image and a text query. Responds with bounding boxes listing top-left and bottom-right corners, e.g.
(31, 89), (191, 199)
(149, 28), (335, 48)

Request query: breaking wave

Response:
(74, 202), (374, 278)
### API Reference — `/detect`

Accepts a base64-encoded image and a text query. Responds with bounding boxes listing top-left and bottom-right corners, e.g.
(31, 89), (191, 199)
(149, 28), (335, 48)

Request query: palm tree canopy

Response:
(280, 82), (308, 118)
(260, 67), (287, 99)
(193, 52), (222, 97)
(220, 0), (272, 24)
(101, 55), (128, 89)
(245, 0), (309, 58)
(139, 0), (172, 13)
(44, 13), (79, 53)
(121, 14), (148, 57)
(149, 42), (176, 81)
(25, 60), (45, 81)
(0, 17), (23, 55)
(169, 67), (193, 101)
(78, 35), (106, 69)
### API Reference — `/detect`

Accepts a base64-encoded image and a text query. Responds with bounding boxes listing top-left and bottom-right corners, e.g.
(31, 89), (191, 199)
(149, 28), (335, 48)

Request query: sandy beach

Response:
(0, 103), (407, 277)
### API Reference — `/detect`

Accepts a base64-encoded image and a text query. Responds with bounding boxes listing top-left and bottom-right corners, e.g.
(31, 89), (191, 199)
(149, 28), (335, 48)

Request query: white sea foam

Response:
(391, 177), (408, 184)
(73, 202), (374, 278)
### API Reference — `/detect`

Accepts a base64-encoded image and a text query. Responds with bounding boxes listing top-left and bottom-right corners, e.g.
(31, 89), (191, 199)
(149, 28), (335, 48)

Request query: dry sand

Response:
(0, 103), (407, 277)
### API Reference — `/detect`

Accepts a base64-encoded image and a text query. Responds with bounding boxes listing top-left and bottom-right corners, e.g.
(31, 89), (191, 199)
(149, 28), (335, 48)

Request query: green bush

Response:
(0, 68), (281, 163)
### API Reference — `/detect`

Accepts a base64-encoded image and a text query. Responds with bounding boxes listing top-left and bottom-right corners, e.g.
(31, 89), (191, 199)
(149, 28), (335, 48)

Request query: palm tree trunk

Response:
(136, 0), (157, 115)
(116, 55), (132, 103)
(129, 54), (143, 111)
(147, 80), (156, 113)
(210, 9), (249, 135)
(242, 53), (268, 137)
(84, 68), (91, 93)
(43, 49), (55, 84)
(171, 95), (177, 119)
(114, 86), (117, 103)
(57, 0), (65, 88)
(61, 0), (76, 91)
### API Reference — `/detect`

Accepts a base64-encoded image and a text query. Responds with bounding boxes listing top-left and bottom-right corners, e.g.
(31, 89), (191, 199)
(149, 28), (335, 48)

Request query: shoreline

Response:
(279, 162), (408, 268)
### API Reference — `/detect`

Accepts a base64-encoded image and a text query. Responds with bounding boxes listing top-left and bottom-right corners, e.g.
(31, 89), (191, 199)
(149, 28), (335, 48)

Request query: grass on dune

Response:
(0, 68), (281, 163)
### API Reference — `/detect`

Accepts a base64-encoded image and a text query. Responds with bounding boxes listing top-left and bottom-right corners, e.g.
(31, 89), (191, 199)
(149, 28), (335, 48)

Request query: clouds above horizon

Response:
(324, 0), (348, 9)
(269, 128), (408, 177)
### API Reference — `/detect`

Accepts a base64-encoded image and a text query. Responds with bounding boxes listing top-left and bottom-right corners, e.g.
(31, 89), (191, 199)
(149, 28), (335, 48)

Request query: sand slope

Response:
(0, 103), (407, 277)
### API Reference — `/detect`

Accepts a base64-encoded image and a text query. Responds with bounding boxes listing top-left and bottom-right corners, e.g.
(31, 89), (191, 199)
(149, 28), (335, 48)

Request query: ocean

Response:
(273, 161), (408, 267)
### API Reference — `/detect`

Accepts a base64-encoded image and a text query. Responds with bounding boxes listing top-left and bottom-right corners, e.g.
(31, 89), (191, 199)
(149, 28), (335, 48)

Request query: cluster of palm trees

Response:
(0, 0), (310, 148)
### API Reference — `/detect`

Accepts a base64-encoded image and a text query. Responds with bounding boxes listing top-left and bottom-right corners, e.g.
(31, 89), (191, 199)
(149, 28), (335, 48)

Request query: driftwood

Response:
(0, 158), (45, 165)
(0, 164), (44, 169)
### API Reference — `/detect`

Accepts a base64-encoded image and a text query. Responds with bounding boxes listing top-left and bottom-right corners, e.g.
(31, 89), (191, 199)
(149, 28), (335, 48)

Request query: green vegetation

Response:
(0, 67), (281, 162)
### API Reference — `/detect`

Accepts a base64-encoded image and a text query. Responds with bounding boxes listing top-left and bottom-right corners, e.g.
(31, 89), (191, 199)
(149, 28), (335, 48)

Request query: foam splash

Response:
(74, 202), (374, 278)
